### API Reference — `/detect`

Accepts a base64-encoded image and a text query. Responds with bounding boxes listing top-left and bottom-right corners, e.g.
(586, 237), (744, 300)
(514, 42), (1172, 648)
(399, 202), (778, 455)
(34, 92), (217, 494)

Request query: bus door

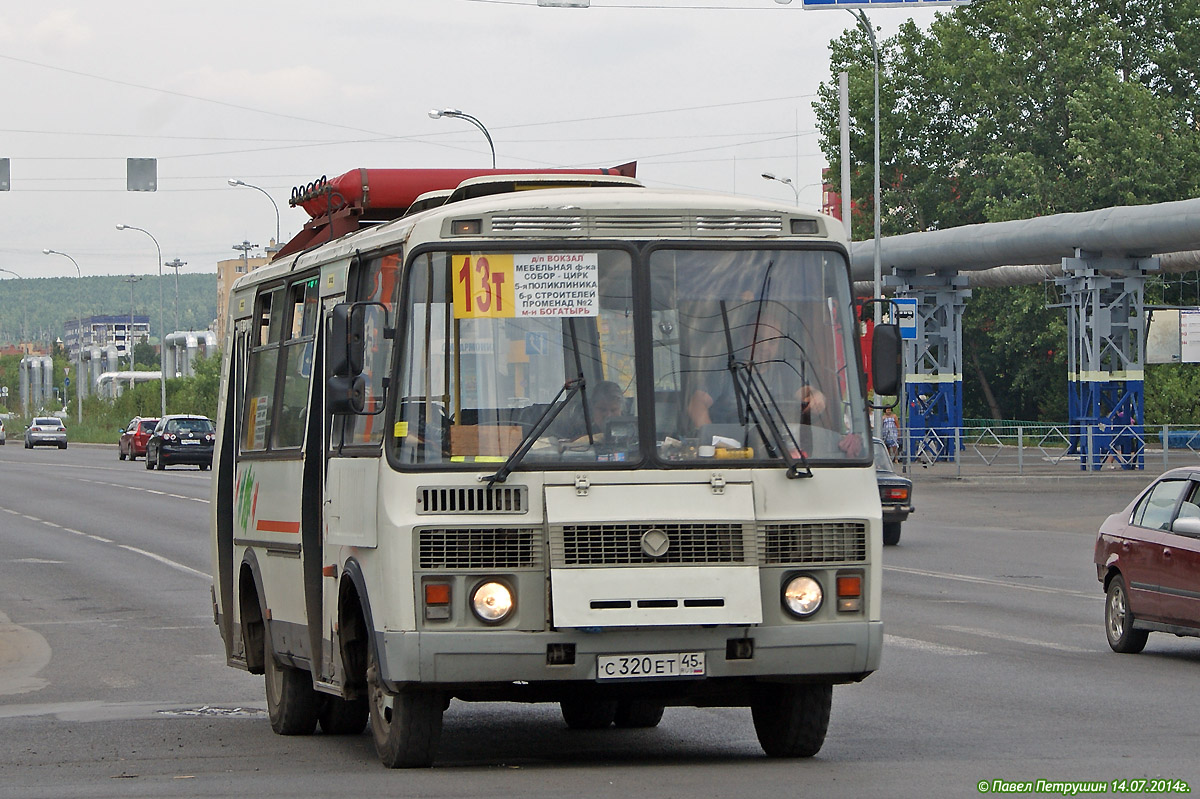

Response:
(323, 252), (399, 548)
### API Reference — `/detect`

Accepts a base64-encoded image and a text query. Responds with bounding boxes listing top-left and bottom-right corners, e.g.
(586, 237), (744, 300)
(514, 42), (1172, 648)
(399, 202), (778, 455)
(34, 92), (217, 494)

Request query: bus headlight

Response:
(782, 575), (823, 618)
(470, 580), (514, 624)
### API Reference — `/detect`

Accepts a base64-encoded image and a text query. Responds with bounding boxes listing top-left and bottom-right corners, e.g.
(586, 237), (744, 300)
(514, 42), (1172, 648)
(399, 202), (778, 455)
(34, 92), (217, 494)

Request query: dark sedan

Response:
(145, 414), (215, 471)
(1094, 467), (1200, 653)
(875, 438), (914, 546)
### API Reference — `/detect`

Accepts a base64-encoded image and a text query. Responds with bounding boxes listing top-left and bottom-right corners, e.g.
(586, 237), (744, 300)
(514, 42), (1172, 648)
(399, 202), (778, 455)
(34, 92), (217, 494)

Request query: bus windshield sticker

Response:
(453, 253), (599, 319)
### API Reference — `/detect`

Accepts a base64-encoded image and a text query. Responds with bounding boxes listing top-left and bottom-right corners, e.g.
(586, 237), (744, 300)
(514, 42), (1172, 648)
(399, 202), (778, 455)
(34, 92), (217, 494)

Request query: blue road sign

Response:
(893, 297), (918, 340)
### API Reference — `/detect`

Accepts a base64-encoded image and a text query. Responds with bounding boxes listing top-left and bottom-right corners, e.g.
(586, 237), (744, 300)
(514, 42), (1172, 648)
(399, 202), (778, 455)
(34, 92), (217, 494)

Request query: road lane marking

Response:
(884, 634), (982, 656)
(2, 504), (209, 581)
(884, 564), (1099, 600)
(77, 477), (209, 504)
(117, 544), (210, 580)
(941, 625), (1094, 654)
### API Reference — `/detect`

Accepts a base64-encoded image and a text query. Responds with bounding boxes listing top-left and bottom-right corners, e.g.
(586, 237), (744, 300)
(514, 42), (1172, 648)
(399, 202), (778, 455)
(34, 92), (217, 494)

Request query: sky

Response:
(0, 0), (941, 281)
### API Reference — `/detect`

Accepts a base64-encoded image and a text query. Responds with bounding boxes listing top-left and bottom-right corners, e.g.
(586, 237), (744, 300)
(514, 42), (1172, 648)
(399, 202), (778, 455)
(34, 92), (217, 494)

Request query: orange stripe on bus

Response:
(256, 519), (301, 534)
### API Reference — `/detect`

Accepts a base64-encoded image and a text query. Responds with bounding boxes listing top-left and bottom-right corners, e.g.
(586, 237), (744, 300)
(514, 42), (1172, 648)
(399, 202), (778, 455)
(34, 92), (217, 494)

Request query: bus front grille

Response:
(418, 528), (544, 570)
(551, 523), (750, 567)
(760, 522), (867, 564)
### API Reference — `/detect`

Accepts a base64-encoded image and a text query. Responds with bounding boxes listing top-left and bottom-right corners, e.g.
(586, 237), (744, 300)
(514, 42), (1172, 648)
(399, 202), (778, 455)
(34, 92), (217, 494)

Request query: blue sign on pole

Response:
(893, 297), (918, 340)
(802, 0), (970, 7)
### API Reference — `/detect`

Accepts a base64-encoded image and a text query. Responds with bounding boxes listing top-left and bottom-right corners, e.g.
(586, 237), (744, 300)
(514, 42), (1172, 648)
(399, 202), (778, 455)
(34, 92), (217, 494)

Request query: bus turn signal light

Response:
(837, 573), (862, 613)
(425, 583), (451, 620)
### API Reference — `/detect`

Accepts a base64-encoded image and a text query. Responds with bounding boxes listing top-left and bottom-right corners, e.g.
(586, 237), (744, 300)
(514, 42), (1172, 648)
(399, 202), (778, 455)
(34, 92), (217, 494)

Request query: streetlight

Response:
(165, 257), (185, 334)
(42, 249), (85, 425)
(227, 179), (281, 250)
(850, 9), (883, 328)
(428, 108), (496, 168)
(116, 224), (166, 418)
(761, 172), (800, 204)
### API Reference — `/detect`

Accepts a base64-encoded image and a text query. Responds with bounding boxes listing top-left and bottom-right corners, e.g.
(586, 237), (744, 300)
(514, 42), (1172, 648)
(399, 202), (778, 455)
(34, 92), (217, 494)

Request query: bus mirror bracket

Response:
(328, 301), (389, 415)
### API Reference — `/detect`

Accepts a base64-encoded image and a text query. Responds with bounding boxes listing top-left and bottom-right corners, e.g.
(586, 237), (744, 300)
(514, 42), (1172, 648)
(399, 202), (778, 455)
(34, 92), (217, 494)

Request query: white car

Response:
(24, 417), (67, 449)
(0, 418), (6, 444)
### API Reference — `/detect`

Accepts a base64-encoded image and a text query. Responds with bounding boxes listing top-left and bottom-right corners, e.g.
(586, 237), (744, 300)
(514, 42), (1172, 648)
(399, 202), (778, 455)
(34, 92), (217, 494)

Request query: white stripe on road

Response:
(2, 504), (209, 581)
(940, 625), (1094, 654)
(884, 634), (982, 656)
(117, 545), (210, 580)
(885, 564), (1099, 600)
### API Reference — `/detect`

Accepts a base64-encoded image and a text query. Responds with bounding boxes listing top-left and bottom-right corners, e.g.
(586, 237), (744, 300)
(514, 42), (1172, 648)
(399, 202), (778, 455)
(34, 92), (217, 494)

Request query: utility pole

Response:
(124, 275), (143, 384)
(232, 240), (258, 278)
(165, 258), (185, 334)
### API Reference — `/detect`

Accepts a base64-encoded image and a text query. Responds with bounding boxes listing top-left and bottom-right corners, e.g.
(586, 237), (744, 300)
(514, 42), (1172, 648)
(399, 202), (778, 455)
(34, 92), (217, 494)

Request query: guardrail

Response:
(897, 425), (1200, 477)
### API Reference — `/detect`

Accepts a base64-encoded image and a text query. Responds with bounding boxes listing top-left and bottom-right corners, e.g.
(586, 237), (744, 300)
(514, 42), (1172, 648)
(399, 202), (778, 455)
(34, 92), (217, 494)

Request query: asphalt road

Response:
(0, 445), (1196, 798)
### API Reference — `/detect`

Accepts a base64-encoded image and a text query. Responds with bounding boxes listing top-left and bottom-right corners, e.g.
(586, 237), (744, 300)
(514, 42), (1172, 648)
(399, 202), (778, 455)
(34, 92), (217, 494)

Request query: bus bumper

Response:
(375, 620), (881, 693)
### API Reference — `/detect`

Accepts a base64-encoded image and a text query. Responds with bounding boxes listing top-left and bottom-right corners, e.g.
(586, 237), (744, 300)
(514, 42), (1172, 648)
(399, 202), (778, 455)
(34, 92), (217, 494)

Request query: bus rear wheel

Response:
(614, 700), (664, 728)
(751, 683), (832, 758)
(367, 649), (443, 768)
(560, 698), (618, 729)
(264, 638), (319, 735)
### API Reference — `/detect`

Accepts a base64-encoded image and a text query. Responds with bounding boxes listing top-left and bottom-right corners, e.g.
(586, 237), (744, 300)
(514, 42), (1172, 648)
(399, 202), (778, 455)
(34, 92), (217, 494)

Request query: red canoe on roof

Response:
(291, 164), (638, 218)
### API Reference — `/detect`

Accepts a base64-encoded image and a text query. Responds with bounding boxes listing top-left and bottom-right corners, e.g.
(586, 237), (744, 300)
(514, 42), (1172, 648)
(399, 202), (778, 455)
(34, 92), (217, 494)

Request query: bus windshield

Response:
(391, 245), (866, 469)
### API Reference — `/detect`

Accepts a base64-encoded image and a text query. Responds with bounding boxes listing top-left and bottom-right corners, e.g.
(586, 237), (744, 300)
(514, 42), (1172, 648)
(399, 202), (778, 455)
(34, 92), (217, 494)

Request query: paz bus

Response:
(210, 165), (900, 768)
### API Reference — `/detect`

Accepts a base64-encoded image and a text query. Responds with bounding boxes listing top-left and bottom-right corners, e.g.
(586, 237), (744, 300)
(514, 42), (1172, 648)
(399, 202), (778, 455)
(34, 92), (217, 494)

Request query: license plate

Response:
(181, 439), (198, 444)
(596, 652), (705, 681)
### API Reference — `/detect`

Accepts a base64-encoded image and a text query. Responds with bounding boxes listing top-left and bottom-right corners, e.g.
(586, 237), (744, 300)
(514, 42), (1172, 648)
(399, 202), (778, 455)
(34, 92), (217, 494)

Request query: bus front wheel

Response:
(751, 683), (832, 758)
(367, 649), (443, 768)
(264, 637), (319, 735)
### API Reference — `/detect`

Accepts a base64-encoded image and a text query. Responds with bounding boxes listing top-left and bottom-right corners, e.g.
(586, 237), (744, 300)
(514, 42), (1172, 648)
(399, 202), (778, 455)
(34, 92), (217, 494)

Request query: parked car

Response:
(874, 438), (914, 546)
(118, 417), (159, 461)
(0, 418), (6, 445)
(24, 417), (67, 449)
(1094, 467), (1200, 653)
(146, 414), (215, 471)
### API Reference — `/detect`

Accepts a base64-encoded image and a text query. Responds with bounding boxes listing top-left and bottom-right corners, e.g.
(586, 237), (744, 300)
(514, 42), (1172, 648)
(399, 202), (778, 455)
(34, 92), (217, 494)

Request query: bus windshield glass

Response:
(649, 247), (867, 464)
(394, 248), (638, 467)
(391, 245), (866, 469)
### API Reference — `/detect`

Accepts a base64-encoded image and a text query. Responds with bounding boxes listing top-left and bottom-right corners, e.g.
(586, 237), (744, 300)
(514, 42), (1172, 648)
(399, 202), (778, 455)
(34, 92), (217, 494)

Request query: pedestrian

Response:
(882, 406), (900, 461)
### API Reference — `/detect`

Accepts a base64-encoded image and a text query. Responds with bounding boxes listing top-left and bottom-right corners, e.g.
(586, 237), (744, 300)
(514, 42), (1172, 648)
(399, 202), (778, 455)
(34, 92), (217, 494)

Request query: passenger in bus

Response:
(556, 380), (627, 444)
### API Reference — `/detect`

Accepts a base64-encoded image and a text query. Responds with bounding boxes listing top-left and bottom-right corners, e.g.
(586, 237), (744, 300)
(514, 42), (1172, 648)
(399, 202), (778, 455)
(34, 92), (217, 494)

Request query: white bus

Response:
(210, 167), (900, 768)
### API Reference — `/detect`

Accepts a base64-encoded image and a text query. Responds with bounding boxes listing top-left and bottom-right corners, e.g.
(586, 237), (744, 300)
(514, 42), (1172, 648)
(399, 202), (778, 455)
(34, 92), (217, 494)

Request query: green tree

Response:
(815, 0), (1200, 420)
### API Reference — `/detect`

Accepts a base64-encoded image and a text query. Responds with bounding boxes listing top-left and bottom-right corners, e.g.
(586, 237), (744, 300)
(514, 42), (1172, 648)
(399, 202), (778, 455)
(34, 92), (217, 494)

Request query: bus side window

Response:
(272, 277), (320, 450)
(242, 287), (284, 452)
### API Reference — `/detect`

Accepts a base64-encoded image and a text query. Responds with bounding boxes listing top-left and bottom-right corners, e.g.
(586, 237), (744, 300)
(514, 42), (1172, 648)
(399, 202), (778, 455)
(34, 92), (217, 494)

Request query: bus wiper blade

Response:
(743, 363), (813, 479)
(485, 378), (585, 486)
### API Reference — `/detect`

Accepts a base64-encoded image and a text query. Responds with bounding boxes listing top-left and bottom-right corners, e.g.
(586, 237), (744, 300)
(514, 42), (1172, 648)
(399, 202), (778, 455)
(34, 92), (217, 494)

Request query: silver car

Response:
(24, 417), (67, 449)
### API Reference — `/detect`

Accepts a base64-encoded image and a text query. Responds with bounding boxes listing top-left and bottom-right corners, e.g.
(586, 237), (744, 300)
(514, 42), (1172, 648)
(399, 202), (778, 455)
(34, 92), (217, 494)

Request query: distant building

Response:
(65, 314), (150, 360)
(216, 241), (274, 342)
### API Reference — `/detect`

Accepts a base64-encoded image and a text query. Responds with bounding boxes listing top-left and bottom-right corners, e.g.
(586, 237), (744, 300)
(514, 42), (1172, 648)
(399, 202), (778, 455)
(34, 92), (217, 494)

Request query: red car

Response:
(1094, 467), (1200, 653)
(119, 417), (159, 461)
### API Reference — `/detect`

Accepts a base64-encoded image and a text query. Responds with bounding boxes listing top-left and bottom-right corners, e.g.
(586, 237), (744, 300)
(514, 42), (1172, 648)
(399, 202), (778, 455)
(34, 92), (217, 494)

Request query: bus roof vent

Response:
(417, 485), (529, 515)
(695, 214), (784, 233)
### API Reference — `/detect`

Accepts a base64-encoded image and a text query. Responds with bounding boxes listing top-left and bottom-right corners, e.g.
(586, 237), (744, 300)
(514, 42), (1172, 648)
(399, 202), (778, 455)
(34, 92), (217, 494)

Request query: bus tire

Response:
(882, 522), (902, 546)
(560, 699), (618, 729)
(613, 700), (665, 728)
(751, 683), (832, 758)
(367, 649), (442, 768)
(318, 694), (369, 735)
(264, 637), (319, 736)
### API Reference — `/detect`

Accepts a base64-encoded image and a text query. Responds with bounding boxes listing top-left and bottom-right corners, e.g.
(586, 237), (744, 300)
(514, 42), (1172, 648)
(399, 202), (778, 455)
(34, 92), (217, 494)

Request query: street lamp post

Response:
(42, 249), (85, 425)
(116, 224), (166, 418)
(851, 10), (883, 327)
(165, 257), (185, 334)
(227, 179), (281, 250)
(760, 172), (800, 204)
(428, 108), (496, 168)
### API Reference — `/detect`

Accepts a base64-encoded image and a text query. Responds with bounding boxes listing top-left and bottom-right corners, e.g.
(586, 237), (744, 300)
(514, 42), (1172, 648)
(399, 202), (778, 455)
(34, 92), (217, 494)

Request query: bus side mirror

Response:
(327, 374), (367, 415)
(871, 323), (901, 398)
(329, 303), (366, 378)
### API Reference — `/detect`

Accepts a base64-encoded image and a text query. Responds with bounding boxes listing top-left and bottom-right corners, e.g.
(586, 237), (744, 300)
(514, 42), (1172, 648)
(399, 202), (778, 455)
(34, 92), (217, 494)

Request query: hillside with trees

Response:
(0, 273), (217, 346)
